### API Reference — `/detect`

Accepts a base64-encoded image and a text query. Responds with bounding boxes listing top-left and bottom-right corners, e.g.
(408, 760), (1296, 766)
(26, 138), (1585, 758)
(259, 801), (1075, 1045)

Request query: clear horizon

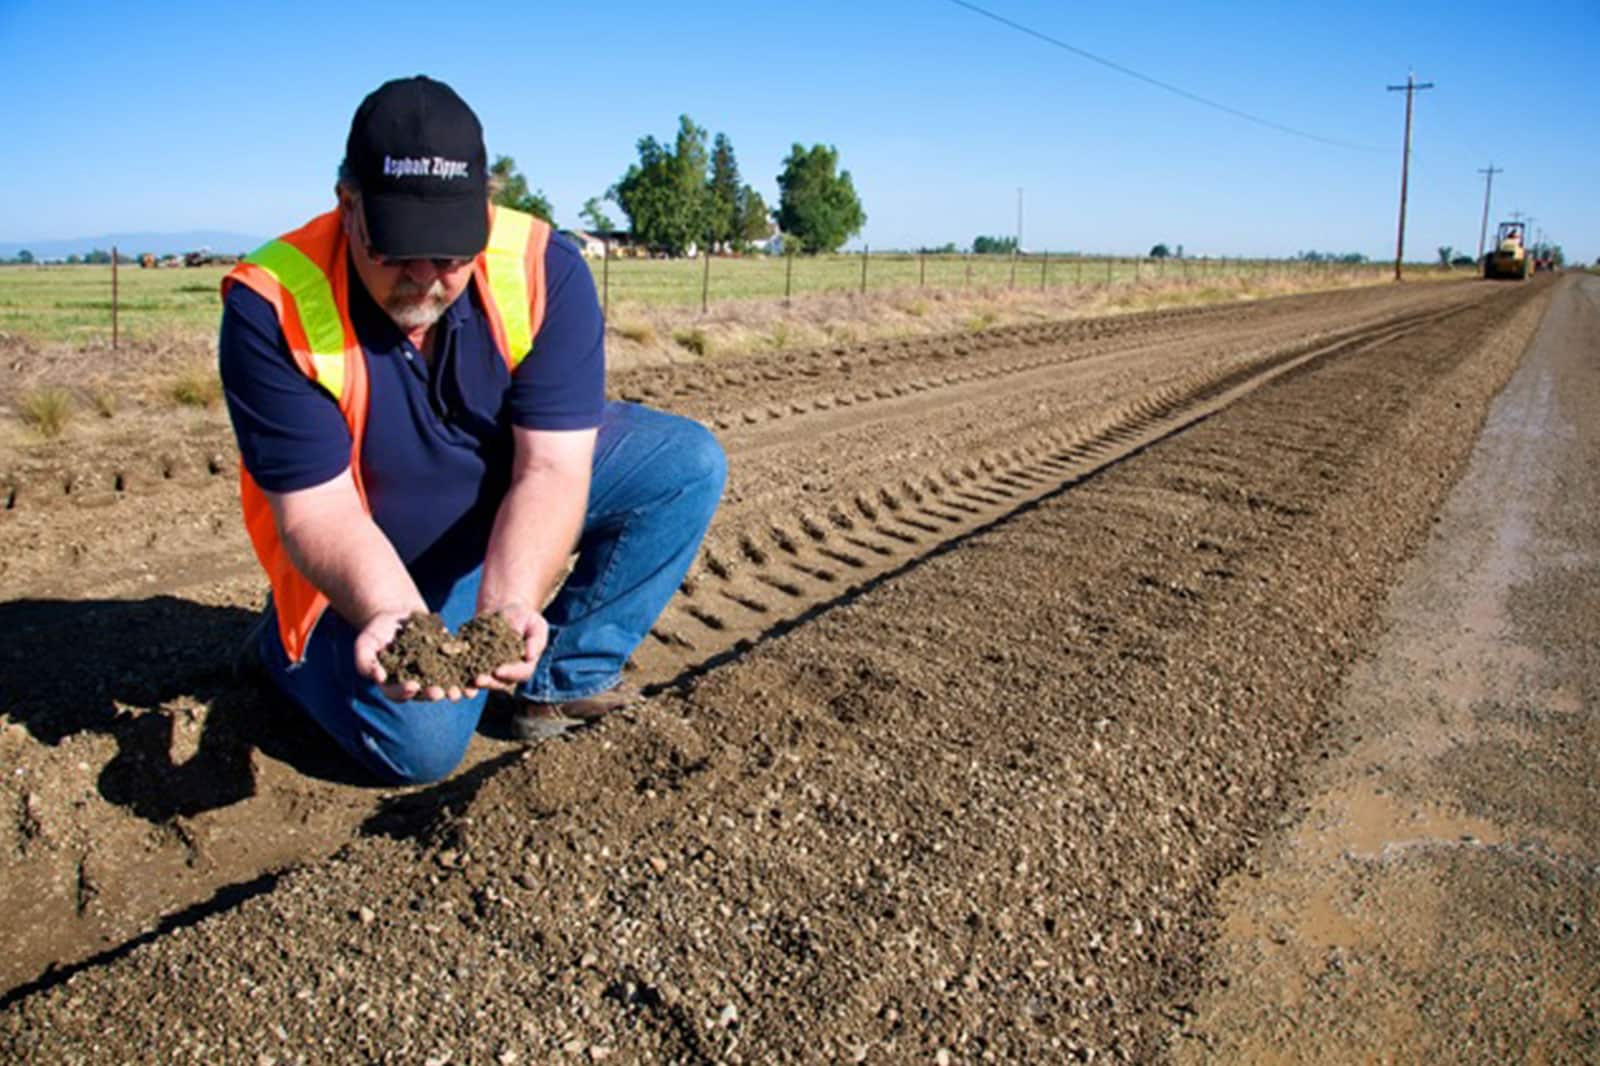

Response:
(4, 0), (1595, 263)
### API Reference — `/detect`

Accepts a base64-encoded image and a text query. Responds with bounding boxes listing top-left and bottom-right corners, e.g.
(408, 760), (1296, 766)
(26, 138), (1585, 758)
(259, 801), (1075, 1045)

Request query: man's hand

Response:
(354, 608), (477, 703)
(471, 602), (549, 692)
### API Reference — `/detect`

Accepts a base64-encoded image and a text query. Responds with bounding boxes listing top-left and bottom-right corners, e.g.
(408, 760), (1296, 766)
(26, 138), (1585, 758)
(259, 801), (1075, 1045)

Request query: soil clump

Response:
(377, 611), (524, 689)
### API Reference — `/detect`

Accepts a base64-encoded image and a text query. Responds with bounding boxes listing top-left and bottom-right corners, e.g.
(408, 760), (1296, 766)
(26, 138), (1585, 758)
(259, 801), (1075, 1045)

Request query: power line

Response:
(944, 0), (1380, 152)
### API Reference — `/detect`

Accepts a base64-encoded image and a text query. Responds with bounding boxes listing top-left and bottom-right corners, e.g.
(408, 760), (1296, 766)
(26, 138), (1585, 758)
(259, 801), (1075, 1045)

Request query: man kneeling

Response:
(220, 76), (724, 784)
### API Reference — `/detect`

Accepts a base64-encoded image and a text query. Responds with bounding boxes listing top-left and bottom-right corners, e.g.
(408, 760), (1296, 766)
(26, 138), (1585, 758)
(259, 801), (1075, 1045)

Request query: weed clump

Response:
(18, 387), (73, 438)
(88, 383), (118, 418)
(673, 327), (711, 356)
(613, 320), (656, 345)
(169, 366), (222, 407)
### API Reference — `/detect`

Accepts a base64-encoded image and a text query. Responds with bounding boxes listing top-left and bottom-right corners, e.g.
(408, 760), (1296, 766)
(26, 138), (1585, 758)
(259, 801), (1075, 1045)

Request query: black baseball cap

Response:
(344, 76), (489, 260)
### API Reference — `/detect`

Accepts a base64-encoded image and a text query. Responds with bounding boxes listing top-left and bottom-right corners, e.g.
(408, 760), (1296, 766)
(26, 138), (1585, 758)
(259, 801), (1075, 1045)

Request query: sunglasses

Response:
(349, 202), (473, 271)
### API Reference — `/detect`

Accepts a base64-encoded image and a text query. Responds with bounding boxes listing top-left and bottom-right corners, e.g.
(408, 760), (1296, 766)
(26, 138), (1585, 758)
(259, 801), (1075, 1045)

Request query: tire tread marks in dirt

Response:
(0, 281), (1554, 1061)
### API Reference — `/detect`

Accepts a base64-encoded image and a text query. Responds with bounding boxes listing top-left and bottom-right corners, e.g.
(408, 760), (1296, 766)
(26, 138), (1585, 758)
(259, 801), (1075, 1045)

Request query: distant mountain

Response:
(0, 231), (268, 261)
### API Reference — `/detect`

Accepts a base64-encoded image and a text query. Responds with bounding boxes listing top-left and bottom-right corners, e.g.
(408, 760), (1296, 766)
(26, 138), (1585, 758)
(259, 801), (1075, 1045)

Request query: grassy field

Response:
(0, 263), (231, 346)
(0, 254), (1406, 346)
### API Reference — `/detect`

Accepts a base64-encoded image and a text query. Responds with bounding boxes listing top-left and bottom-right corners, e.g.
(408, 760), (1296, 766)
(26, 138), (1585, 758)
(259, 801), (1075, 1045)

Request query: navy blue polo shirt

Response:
(219, 230), (605, 598)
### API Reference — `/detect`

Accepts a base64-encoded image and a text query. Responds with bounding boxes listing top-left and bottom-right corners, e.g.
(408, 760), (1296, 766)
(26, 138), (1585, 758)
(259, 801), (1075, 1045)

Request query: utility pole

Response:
(1476, 163), (1502, 262)
(1387, 72), (1434, 281)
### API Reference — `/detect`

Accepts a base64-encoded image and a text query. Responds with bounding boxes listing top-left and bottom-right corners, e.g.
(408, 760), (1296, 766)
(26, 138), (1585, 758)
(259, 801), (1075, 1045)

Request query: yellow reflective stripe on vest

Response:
(484, 209), (533, 368)
(245, 239), (348, 401)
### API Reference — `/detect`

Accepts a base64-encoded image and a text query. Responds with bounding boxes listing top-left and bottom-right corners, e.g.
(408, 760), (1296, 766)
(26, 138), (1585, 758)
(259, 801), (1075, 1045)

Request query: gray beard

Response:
(384, 279), (451, 333)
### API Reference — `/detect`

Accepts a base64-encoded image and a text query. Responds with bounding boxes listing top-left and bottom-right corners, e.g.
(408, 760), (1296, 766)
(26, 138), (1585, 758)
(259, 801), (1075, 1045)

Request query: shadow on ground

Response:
(0, 596), (369, 819)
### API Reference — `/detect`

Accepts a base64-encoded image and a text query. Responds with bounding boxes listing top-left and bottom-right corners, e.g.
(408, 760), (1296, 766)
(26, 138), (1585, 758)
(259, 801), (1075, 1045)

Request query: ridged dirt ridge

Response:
(0, 282), (1550, 1060)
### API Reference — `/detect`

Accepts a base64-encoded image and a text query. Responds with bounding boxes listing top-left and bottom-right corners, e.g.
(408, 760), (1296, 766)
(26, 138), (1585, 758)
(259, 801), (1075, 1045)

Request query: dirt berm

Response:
(0, 281), (1557, 1062)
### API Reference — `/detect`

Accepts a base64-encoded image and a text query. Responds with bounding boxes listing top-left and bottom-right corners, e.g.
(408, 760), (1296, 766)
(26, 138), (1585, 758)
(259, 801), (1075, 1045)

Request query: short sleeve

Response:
(508, 232), (606, 431)
(218, 283), (353, 492)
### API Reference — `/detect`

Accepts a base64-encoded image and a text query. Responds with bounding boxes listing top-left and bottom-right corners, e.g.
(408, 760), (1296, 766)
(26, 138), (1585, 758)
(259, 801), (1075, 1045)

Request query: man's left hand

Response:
(472, 602), (548, 691)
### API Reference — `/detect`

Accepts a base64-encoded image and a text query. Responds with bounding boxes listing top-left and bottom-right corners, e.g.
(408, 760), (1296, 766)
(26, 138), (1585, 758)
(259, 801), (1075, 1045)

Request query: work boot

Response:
(508, 683), (642, 741)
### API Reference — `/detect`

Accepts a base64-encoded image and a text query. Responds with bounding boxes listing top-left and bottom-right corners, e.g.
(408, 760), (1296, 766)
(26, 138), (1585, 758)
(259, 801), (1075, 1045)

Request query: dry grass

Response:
(612, 319), (656, 346)
(87, 381), (119, 418)
(168, 364), (223, 407)
(602, 264), (1408, 372)
(672, 327), (711, 357)
(18, 386), (73, 438)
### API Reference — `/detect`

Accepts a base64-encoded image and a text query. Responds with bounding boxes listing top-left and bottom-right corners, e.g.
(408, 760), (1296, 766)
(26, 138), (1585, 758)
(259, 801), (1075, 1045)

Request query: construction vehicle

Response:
(1482, 222), (1531, 280)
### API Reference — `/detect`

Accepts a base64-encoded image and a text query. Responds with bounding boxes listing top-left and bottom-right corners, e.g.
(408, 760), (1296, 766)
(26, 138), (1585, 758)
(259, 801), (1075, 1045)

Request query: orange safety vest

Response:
(222, 205), (551, 663)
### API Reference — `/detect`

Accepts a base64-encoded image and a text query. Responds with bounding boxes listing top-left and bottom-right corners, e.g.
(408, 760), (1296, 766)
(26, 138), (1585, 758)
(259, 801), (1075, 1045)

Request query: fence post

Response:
(1106, 256), (1113, 285)
(919, 251), (925, 288)
(784, 248), (793, 306)
(964, 252), (972, 289)
(700, 241), (711, 314)
(602, 238), (610, 320)
(1040, 250), (1048, 290)
(111, 244), (119, 350)
(1135, 256), (1141, 282)
(860, 245), (868, 295)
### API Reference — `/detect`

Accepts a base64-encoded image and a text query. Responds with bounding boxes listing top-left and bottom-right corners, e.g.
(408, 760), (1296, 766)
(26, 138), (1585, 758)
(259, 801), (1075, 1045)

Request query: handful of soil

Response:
(377, 611), (525, 690)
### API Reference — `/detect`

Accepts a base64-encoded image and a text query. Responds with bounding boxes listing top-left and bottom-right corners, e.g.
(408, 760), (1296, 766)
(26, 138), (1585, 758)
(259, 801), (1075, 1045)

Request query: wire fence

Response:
(591, 249), (1399, 317)
(0, 250), (1411, 348)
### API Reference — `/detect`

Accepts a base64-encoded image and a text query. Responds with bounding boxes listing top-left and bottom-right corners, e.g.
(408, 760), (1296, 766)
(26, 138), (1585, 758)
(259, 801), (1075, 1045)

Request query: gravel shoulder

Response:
(1170, 274), (1600, 1063)
(0, 279), (1558, 1061)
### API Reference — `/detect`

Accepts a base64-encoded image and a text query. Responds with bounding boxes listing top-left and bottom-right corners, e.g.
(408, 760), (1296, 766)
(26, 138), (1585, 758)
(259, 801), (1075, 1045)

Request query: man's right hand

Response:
(353, 608), (475, 703)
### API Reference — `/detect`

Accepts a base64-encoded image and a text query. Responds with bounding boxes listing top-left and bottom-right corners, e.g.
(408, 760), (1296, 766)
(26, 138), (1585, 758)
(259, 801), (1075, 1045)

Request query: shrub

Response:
(169, 366), (223, 407)
(672, 327), (711, 356)
(613, 320), (656, 345)
(88, 383), (118, 418)
(19, 387), (73, 438)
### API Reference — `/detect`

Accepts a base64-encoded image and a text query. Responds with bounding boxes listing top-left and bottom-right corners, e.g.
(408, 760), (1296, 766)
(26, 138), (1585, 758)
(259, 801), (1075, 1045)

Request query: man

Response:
(220, 76), (724, 785)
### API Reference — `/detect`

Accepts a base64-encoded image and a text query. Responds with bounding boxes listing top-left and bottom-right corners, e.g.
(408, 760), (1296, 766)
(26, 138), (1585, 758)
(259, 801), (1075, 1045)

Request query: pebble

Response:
(357, 906), (376, 926)
(719, 1003), (739, 1027)
(936, 1049), (952, 1065)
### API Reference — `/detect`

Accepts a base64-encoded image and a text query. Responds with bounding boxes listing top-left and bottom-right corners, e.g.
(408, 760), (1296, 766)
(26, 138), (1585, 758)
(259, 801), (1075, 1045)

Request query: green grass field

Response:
(0, 263), (231, 345)
(0, 254), (1397, 346)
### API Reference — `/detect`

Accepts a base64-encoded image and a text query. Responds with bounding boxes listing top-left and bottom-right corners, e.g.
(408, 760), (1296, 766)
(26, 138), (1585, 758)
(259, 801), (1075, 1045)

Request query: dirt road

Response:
(0, 276), (1580, 1061)
(1172, 273), (1600, 1063)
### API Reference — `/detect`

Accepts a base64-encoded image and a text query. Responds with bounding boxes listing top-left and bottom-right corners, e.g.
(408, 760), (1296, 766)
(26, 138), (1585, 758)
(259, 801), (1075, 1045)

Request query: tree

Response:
(611, 115), (710, 256)
(1149, 243), (1171, 259)
(972, 235), (1017, 255)
(776, 144), (865, 254)
(489, 155), (554, 223)
(706, 133), (742, 248)
(579, 196), (615, 235)
(16, 249), (32, 264)
(736, 187), (771, 246)
(1437, 245), (1455, 266)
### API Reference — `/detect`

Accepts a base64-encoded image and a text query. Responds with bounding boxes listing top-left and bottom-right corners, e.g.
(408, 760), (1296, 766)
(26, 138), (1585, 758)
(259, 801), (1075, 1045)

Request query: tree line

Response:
(490, 115), (867, 257)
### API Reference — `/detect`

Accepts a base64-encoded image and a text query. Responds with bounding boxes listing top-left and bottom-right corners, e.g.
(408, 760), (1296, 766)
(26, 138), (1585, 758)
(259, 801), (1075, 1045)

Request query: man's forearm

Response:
(269, 473), (425, 628)
(478, 463), (590, 618)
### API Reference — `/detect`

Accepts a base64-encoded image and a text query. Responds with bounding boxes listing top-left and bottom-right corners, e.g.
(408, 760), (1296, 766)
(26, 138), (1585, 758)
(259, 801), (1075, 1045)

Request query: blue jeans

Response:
(257, 402), (725, 784)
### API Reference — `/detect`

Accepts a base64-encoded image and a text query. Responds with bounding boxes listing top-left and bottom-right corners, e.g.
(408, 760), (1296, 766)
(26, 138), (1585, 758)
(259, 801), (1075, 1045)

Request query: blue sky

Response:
(4, 0), (1595, 262)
